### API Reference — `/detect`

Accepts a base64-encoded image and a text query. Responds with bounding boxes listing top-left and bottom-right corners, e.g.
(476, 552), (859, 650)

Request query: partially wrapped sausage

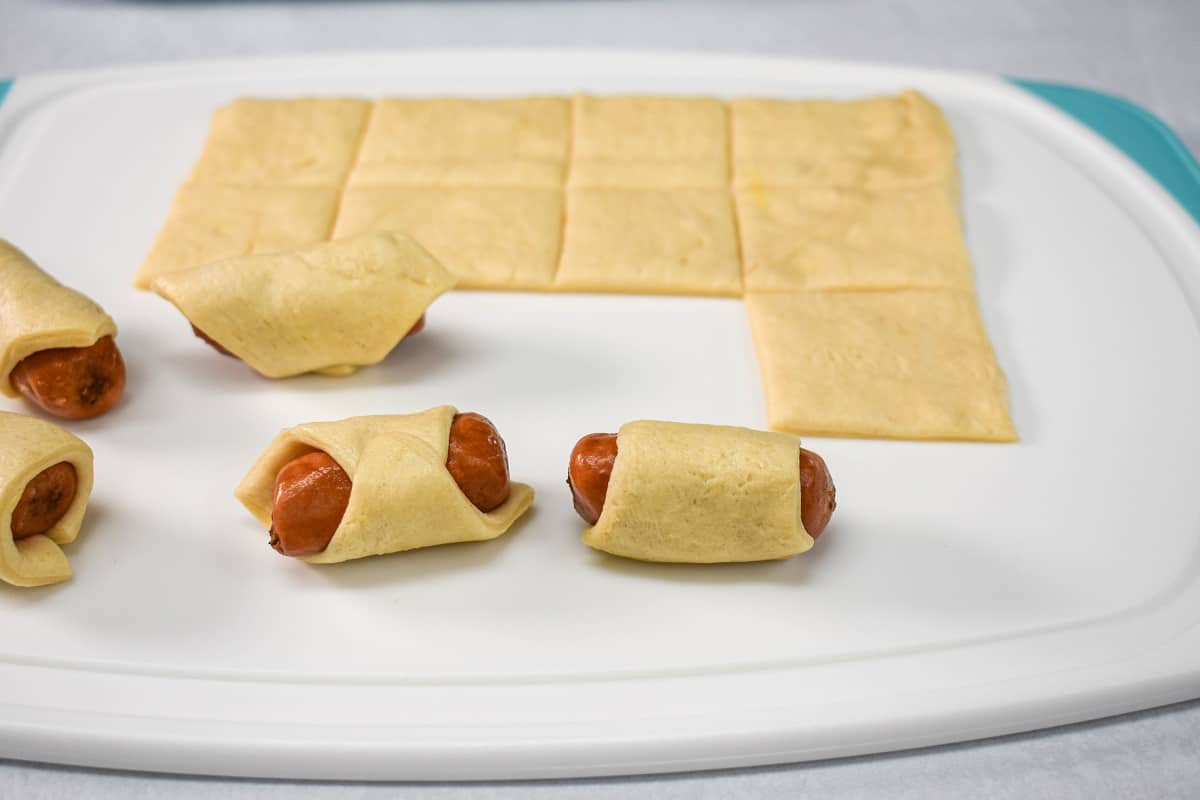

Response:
(150, 232), (456, 378)
(0, 411), (95, 587)
(573, 420), (831, 563)
(0, 239), (125, 419)
(235, 406), (534, 564)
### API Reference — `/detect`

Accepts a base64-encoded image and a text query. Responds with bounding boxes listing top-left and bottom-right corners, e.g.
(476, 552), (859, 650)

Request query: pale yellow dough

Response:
(0, 240), (117, 398)
(730, 91), (955, 189)
(235, 406), (534, 564)
(581, 420), (813, 563)
(357, 97), (570, 164)
(735, 182), (974, 291)
(134, 184), (340, 289)
(556, 188), (742, 296)
(150, 232), (456, 379)
(350, 159), (565, 189)
(567, 159), (727, 189)
(0, 412), (94, 587)
(572, 95), (728, 162)
(332, 185), (564, 290)
(188, 98), (373, 187)
(745, 290), (1017, 441)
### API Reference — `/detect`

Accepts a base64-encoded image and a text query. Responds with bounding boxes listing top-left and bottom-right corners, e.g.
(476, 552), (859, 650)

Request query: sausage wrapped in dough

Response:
(235, 406), (534, 564)
(579, 420), (818, 563)
(0, 412), (95, 587)
(151, 232), (456, 378)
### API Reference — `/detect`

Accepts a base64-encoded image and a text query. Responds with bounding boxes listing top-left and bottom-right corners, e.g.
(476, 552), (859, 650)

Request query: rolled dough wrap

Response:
(235, 406), (534, 564)
(0, 239), (117, 399)
(0, 412), (94, 587)
(581, 420), (814, 563)
(150, 232), (457, 378)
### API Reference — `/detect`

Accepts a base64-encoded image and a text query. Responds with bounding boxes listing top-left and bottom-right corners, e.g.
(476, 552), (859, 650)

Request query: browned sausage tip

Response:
(566, 433), (618, 527)
(11, 461), (78, 539)
(798, 447), (836, 539)
(269, 451), (353, 557)
(446, 412), (510, 513)
(9, 335), (125, 420)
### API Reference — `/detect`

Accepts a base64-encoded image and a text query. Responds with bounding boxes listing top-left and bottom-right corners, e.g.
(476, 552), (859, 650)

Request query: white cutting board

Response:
(0, 52), (1197, 780)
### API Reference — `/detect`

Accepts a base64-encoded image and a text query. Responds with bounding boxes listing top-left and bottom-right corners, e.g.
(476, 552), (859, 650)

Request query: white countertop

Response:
(1, 0), (1198, 796)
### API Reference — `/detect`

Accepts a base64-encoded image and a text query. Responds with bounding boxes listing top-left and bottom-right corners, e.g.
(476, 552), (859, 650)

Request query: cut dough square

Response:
(572, 95), (728, 163)
(357, 97), (571, 164)
(731, 91), (955, 189)
(188, 98), (373, 187)
(331, 185), (564, 290)
(735, 182), (974, 291)
(134, 184), (340, 288)
(745, 290), (1017, 441)
(556, 188), (741, 296)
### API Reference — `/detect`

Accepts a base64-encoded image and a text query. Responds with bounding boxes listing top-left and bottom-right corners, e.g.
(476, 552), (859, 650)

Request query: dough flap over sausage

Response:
(235, 406), (534, 564)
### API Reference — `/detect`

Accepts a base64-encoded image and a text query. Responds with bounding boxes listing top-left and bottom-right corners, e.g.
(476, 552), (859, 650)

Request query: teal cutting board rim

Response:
(0, 75), (1195, 224)
(1013, 78), (1200, 227)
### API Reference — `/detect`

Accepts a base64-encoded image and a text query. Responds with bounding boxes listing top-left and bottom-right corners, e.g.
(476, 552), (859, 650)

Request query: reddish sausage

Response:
(269, 451), (352, 557)
(9, 336), (125, 420)
(269, 411), (511, 557)
(10, 462), (78, 539)
(565, 433), (617, 526)
(193, 314), (427, 359)
(445, 412), (510, 513)
(797, 448), (836, 538)
(566, 435), (837, 538)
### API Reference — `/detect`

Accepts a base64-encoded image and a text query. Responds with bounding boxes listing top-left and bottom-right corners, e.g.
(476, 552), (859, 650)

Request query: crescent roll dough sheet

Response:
(235, 406), (534, 564)
(332, 185), (564, 290)
(150, 232), (456, 378)
(188, 98), (373, 187)
(734, 181), (975, 291)
(134, 184), (340, 289)
(0, 412), (94, 587)
(745, 289), (1018, 441)
(351, 97), (570, 188)
(732, 92), (970, 292)
(731, 91), (956, 191)
(582, 420), (813, 563)
(555, 188), (742, 296)
(0, 239), (117, 399)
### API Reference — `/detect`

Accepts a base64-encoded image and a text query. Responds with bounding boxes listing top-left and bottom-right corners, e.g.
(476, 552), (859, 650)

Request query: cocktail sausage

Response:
(269, 411), (510, 556)
(9, 336), (126, 420)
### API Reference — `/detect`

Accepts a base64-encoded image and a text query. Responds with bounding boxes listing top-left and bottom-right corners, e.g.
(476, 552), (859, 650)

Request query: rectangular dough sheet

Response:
(555, 187), (742, 296)
(744, 289), (1017, 441)
(187, 98), (373, 187)
(134, 184), (340, 288)
(332, 185), (564, 290)
(735, 181), (974, 291)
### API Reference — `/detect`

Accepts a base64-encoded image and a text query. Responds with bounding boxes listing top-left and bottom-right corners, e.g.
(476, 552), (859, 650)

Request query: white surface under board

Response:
(0, 51), (1197, 781)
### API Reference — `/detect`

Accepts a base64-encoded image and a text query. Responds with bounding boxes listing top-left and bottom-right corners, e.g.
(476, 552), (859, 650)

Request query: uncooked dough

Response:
(744, 289), (1018, 441)
(555, 188), (742, 296)
(134, 184), (340, 289)
(0, 411), (94, 587)
(581, 420), (814, 563)
(235, 406), (534, 564)
(150, 232), (456, 378)
(0, 239), (117, 398)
